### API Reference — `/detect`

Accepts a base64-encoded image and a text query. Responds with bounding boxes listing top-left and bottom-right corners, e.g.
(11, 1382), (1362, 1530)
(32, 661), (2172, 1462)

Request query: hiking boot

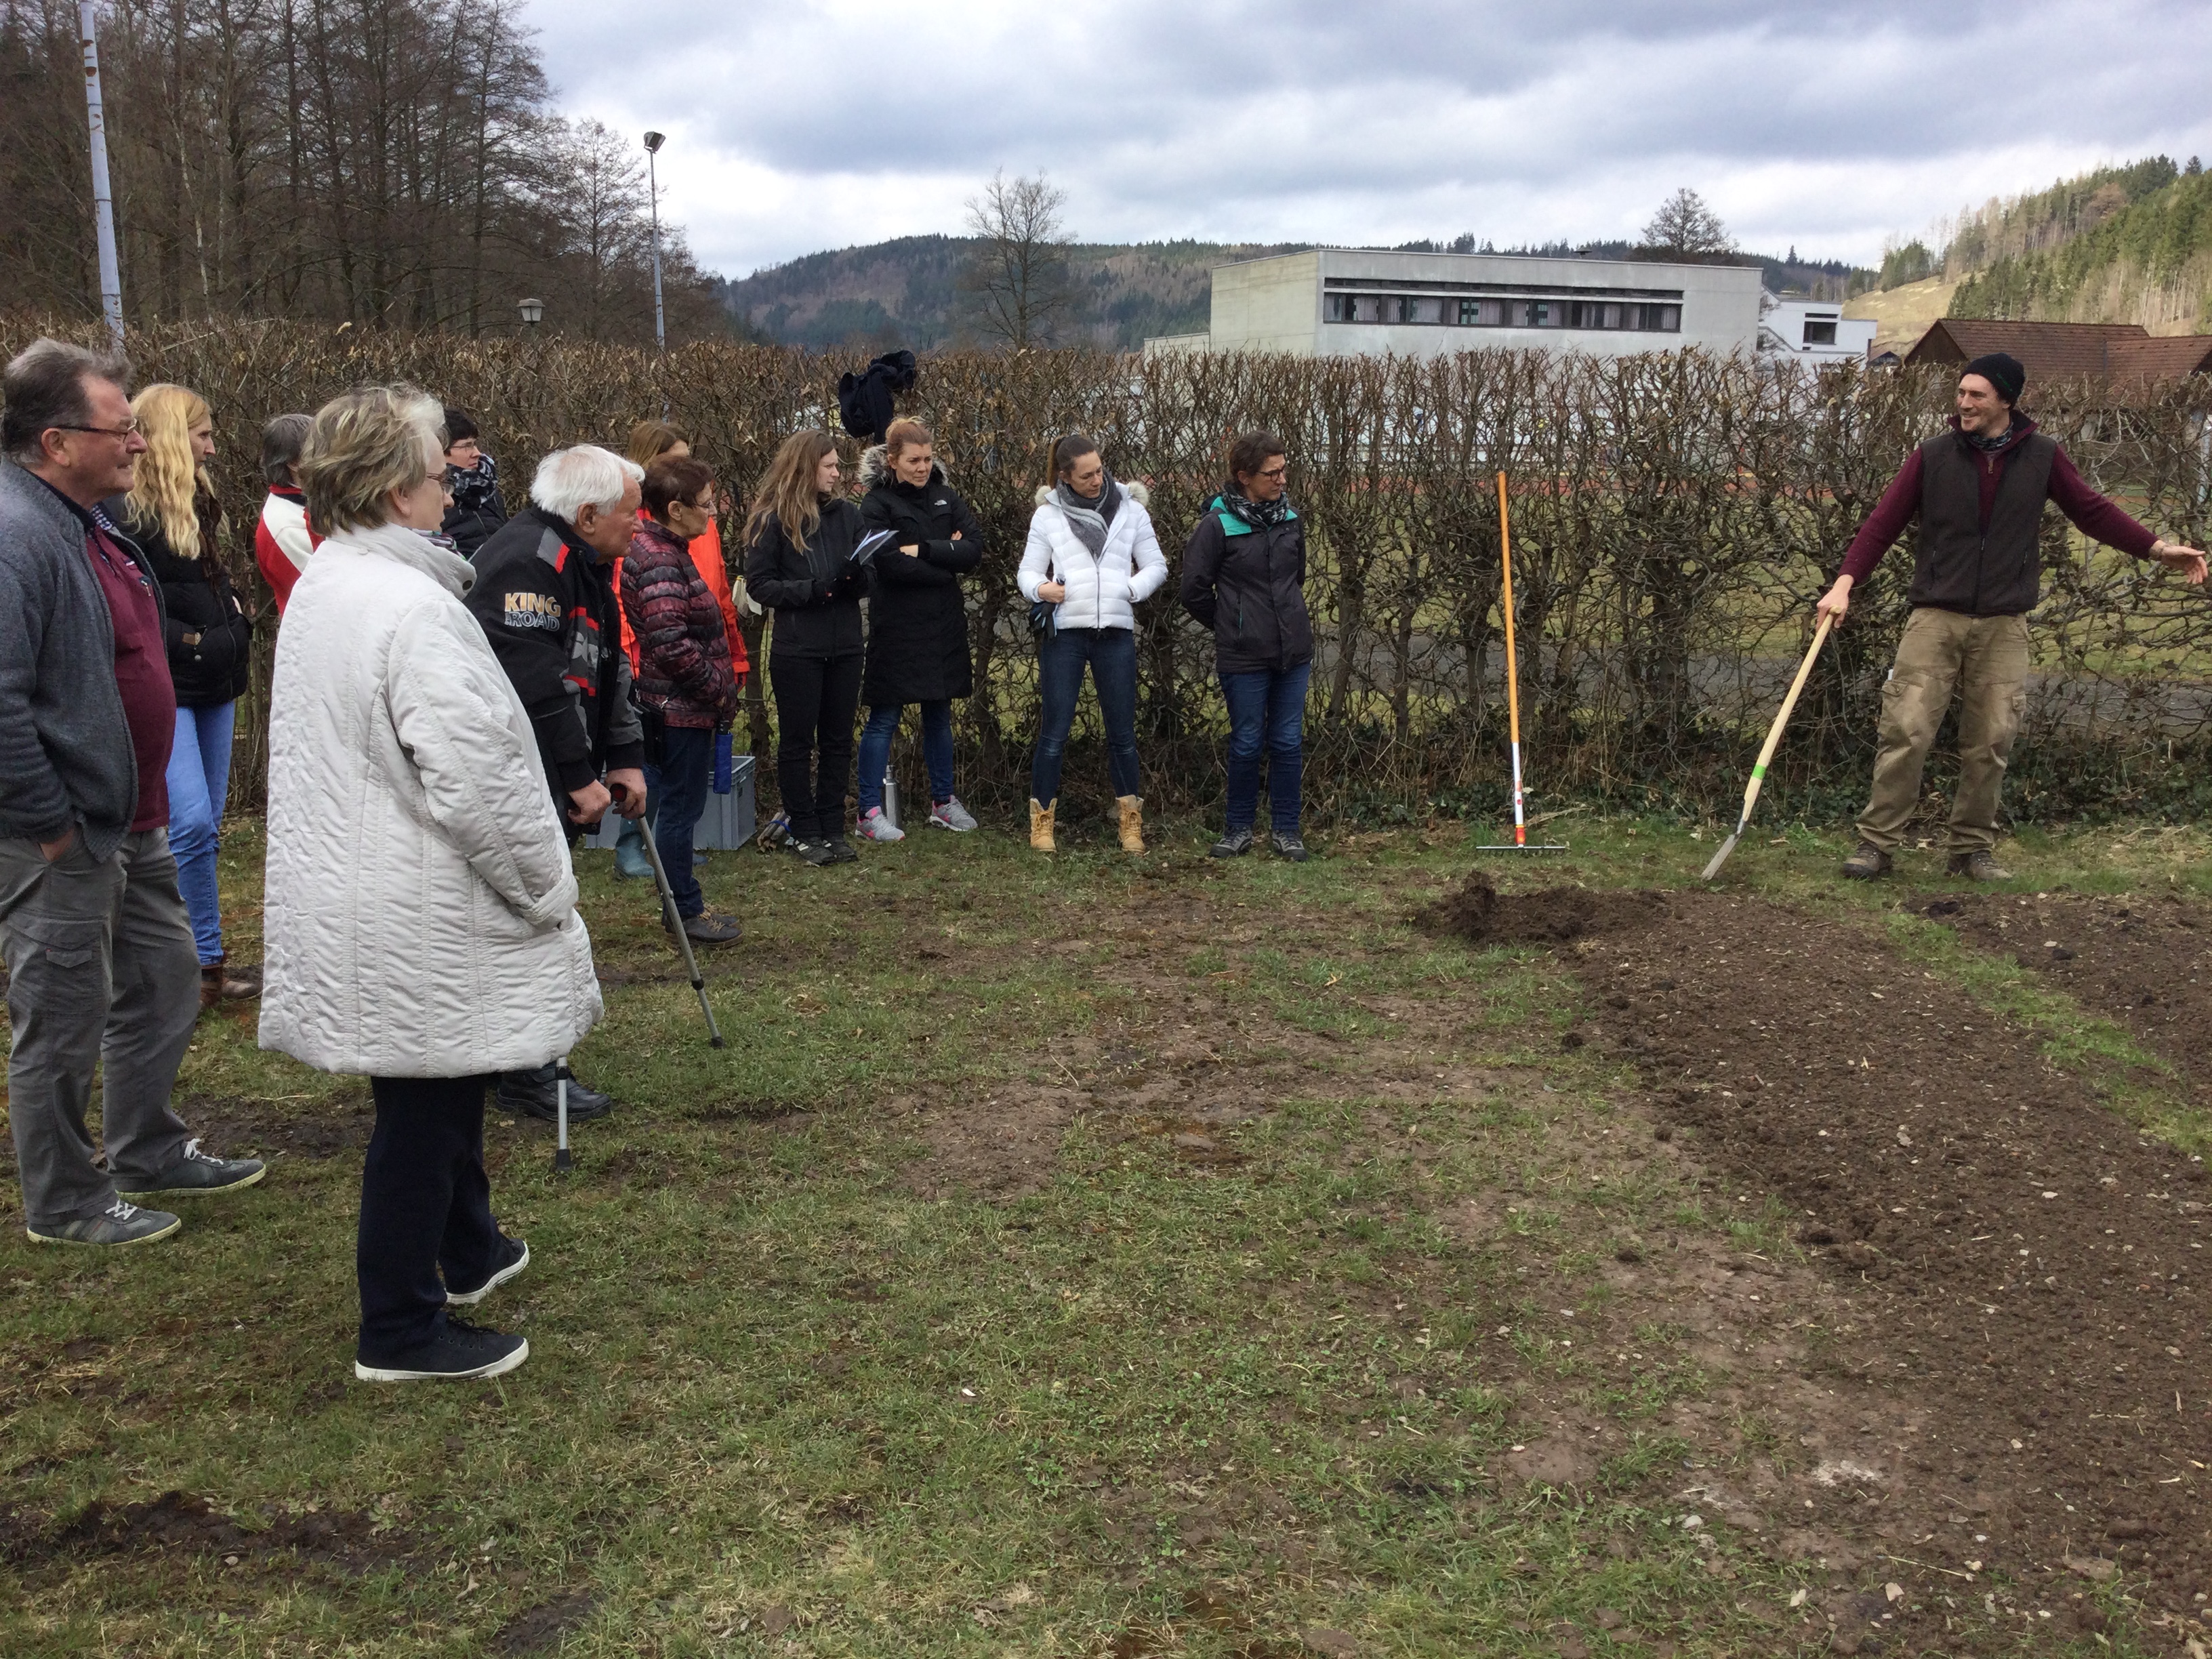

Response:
(445, 1237), (529, 1307)
(198, 962), (222, 1011)
(497, 1063), (613, 1124)
(821, 834), (859, 865)
(117, 1139), (266, 1201)
(857, 807), (904, 842)
(1271, 830), (1310, 863)
(1946, 850), (2013, 882)
(354, 1317), (528, 1382)
(202, 958), (262, 1000)
(670, 910), (743, 945)
(1210, 825), (1254, 859)
(26, 1198), (181, 1247)
(929, 796), (978, 832)
(1029, 798), (1056, 853)
(1839, 841), (1892, 880)
(1116, 795), (1147, 855)
(790, 836), (835, 867)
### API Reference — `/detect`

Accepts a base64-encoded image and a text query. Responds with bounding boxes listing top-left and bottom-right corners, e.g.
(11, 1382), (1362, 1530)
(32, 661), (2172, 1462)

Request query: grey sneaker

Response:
(1210, 826), (1255, 859)
(117, 1139), (266, 1201)
(1946, 850), (2013, 882)
(27, 1198), (181, 1246)
(857, 807), (905, 842)
(1271, 830), (1310, 863)
(672, 910), (743, 944)
(1839, 841), (1892, 880)
(928, 796), (979, 832)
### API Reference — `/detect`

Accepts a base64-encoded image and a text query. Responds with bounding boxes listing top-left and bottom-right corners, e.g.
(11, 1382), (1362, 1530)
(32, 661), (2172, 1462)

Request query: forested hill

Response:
(719, 238), (1310, 352)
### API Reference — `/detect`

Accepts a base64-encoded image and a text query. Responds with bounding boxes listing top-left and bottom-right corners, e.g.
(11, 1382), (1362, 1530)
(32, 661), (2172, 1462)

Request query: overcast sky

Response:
(534, 0), (2212, 279)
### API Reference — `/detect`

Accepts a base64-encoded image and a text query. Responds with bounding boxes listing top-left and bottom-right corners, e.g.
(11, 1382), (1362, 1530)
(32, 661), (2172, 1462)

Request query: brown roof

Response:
(1904, 318), (2212, 384)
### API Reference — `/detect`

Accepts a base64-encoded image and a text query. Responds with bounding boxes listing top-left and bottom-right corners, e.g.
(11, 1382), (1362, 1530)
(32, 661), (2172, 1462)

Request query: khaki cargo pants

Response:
(1856, 607), (2032, 856)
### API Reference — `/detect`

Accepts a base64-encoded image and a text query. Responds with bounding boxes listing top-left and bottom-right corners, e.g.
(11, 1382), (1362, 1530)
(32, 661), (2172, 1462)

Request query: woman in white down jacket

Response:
(262, 385), (601, 1384)
(1017, 433), (1167, 854)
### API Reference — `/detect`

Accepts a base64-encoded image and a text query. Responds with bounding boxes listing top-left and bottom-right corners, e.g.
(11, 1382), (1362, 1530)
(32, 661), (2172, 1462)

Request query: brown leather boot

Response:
(1029, 798), (1056, 853)
(1116, 794), (1145, 854)
(199, 961), (224, 1011)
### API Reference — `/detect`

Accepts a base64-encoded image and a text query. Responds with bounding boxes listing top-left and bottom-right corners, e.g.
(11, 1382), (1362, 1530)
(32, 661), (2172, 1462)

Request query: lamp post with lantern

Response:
(642, 131), (667, 354)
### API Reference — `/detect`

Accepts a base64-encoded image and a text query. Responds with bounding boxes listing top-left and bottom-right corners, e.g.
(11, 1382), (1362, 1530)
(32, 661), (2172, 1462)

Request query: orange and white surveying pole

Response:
(1480, 470), (1565, 853)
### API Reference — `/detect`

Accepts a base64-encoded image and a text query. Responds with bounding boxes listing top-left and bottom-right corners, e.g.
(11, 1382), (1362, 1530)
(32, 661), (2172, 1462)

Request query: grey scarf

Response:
(1053, 473), (1122, 558)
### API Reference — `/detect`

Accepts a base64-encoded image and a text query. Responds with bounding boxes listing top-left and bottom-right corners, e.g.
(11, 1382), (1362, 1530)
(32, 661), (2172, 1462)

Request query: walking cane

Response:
(1479, 470), (1567, 853)
(1701, 611), (1835, 882)
(635, 809), (726, 1049)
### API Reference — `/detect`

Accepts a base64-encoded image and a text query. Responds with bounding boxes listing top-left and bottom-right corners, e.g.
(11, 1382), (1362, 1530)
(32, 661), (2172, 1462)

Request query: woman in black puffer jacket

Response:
(743, 430), (868, 866)
(853, 419), (983, 841)
(110, 384), (257, 1006)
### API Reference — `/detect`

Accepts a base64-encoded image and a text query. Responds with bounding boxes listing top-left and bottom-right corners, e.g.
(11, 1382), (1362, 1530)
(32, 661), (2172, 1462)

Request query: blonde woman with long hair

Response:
(743, 430), (867, 865)
(112, 384), (257, 1006)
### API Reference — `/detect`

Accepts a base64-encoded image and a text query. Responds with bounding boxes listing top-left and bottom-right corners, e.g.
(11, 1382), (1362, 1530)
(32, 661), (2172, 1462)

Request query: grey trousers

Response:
(1, 830), (199, 1228)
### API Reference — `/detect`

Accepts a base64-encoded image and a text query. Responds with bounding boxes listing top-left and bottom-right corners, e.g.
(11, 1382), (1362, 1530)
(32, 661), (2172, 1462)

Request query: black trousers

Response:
(771, 651), (862, 839)
(358, 1073), (501, 1360)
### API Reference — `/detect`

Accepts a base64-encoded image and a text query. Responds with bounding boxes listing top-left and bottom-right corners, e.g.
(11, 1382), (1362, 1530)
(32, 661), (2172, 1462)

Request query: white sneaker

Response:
(928, 796), (979, 832)
(857, 806), (905, 842)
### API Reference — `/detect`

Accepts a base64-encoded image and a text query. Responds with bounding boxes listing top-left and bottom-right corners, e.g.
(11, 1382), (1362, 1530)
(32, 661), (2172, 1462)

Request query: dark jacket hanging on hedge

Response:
(744, 495), (869, 659)
(857, 451), (983, 705)
(104, 489), (253, 708)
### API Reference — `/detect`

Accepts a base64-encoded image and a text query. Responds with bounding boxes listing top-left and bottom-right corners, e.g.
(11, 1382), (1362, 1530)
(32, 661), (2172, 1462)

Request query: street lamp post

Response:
(642, 131), (667, 354)
(518, 297), (544, 329)
(77, 2), (124, 344)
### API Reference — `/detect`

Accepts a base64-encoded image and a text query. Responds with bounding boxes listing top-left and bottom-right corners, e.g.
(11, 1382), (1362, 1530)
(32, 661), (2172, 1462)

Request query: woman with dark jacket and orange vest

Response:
(620, 455), (743, 942)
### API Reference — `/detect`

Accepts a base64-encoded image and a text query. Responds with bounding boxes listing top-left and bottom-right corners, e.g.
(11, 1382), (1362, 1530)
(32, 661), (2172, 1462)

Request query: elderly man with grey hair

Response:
(0, 337), (264, 1245)
(464, 443), (647, 1125)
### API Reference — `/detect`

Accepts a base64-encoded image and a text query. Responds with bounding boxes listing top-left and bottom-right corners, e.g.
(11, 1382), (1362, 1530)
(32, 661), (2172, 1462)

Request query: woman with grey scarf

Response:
(1017, 433), (1168, 853)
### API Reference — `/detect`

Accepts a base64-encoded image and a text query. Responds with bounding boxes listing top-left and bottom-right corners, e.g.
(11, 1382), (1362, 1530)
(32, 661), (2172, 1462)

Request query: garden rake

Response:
(1700, 611), (1834, 881)
(1479, 470), (1567, 853)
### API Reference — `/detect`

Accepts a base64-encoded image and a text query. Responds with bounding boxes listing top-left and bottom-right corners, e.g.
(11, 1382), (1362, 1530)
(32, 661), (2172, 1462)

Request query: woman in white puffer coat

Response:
(1017, 432), (1167, 853)
(263, 384), (600, 1385)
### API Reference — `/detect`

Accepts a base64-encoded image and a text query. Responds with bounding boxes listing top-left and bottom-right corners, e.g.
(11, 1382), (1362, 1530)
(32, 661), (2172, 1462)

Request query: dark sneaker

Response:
(445, 1237), (529, 1307)
(822, 834), (859, 865)
(790, 837), (835, 867)
(671, 911), (743, 945)
(27, 1198), (181, 1246)
(1946, 851), (2013, 882)
(1839, 841), (1892, 880)
(1271, 831), (1310, 863)
(354, 1317), (528, 1382)
(1210, 826), (1255, 859)
(497, 1064), (613, 1124)
(117, 1139), (266, 1201)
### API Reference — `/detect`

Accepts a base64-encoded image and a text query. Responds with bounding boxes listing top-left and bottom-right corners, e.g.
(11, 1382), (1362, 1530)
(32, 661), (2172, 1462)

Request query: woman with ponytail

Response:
(112, 384), (257, 1006)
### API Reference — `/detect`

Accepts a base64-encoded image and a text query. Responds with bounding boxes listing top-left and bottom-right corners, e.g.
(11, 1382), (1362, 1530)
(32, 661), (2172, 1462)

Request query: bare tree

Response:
(959, 169), (1075, 349)
(1639, 187), (1733, 256)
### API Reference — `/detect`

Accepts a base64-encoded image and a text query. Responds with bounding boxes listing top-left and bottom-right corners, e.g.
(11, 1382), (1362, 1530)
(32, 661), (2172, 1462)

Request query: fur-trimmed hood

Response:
(1033, 479), (1149, 508)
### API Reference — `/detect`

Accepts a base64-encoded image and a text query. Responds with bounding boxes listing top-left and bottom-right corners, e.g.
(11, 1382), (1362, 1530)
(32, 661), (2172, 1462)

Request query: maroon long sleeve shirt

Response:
(1839, 428), (2158, 587)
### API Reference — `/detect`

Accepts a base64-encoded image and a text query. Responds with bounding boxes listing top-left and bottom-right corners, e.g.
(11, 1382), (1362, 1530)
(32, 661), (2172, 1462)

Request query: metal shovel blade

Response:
(1700, 830), (1743, 882)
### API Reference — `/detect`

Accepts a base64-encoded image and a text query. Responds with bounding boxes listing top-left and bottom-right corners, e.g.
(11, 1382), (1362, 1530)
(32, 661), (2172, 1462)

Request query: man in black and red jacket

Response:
(466, 443), (649, 1124)
(1818, 352), (2205, 882)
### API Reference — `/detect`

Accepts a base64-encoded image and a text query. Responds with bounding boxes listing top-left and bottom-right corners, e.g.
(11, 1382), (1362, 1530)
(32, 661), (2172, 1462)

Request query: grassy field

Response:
(5, 806), (2211, 1658)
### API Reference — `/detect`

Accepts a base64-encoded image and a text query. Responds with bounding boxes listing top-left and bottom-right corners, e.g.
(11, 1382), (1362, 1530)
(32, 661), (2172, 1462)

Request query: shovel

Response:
(1702, 611), (1834, 881)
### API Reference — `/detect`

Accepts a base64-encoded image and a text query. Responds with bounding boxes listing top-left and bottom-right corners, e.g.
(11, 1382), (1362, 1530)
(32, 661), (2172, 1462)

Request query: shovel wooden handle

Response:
(1732, 612), (1833, 830)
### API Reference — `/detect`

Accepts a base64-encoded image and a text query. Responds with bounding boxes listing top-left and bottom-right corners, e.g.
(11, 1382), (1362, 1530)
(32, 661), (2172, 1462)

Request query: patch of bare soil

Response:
(172, 1092), (372, 1162)
(1574, 892), (2212, 1633)
(1416, 872), (1667, 945)
(897, 1087), (1083, 1201)
(0, 1490), (405, 1576)
(1919, 890), (2212, 1104)
(493, 1591), (599, 1654)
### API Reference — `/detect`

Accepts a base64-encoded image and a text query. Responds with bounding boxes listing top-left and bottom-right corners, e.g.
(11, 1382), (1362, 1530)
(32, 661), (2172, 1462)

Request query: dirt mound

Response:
(1575, 893), (2212, 1617)
(0, 1491), (401, 1574)
(1419, 872), (1664, 945)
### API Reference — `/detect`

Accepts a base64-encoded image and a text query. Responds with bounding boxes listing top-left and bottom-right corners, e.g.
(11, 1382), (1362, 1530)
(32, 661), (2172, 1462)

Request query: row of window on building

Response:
(1324, 293), (1684, 333)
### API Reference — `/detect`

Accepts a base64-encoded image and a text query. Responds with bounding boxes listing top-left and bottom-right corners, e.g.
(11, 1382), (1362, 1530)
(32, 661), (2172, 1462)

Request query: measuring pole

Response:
(79, 3), (124, 344)
(1497, 470), (1527, 846)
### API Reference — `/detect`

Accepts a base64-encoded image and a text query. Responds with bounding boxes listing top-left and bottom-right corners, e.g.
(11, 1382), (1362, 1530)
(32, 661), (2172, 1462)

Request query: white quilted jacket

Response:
(259, 520), (602, 1077)
(1017, 481), (1167, 631)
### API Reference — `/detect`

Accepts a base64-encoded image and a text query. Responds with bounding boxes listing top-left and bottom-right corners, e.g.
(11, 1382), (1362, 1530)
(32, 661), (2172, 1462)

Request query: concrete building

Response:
(1759, 296), (1877, 366)
(1144, 247), (1767, 359)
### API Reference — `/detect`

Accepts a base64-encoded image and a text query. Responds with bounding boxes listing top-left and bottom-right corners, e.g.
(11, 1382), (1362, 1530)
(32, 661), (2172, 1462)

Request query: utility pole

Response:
(79, 2), (124, 344)
(642, 131), (667, 353)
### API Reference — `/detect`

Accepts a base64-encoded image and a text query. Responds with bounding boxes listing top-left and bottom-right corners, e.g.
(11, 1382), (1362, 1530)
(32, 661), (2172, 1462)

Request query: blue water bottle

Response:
(712, 729), (733, 794)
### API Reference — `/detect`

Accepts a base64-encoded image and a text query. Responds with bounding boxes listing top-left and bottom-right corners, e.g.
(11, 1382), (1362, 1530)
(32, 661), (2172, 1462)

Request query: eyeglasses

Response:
(1257, 464), (1289, 480)
(53, 421), (141, 440)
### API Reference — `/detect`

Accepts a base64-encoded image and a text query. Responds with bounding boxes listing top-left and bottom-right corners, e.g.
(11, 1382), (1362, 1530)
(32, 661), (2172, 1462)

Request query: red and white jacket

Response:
(254, 486), (318, 614)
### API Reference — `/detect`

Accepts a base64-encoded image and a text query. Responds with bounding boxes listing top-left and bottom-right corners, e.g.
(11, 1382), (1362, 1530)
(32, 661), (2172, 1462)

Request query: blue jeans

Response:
(165, 700), (235, 963)
(643, 725), (712, 918)
(1031, 628), (1139, 806)
(857, 700), (955, 813)
(1221, 662), (1310, 835)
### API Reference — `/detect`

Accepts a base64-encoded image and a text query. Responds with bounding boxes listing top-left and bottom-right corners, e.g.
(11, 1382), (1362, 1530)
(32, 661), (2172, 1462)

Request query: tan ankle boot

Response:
(1116, 794), (1145, 854)
(1029, 798), (1056, 852)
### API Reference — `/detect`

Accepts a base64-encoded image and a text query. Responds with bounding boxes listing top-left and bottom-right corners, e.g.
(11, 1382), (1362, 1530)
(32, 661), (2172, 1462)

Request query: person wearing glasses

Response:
(0, 339), (266, 1247)
(1180, 430), (1314, 862)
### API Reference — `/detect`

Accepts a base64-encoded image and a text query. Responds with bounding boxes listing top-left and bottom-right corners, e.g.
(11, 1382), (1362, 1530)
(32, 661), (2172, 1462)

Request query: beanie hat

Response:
(1961, 352), (2026, 407)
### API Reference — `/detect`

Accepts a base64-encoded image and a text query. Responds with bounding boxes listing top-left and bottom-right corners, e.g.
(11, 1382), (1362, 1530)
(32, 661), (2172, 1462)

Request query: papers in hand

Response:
(849, 529), (897, 567)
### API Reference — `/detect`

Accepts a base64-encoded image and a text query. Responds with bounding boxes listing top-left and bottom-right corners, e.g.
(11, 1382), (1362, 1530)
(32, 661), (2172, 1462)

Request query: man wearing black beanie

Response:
(1816, 354), (2205, 881)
